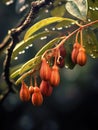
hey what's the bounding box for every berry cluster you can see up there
[19,40,87,106]
[19,45,66,106]
[71,42,87,66]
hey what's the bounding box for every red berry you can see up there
[50,65,60,87]
[71,42,81,63]
[77,47,87,66]
[40,80,53,96]
[40,58,51,81]
[31,88,43,106]
[19,81,30,102]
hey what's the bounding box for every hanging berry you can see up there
[19,81,30,102]
[50,64,60,87]
[31,87,43,106]
[40,58,51,81]
[59,44,66,58]
[40,80,53,96]
[71,42,81,64]
[77,47,87,66]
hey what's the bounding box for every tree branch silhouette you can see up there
[0,0,54,102]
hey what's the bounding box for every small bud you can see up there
[40,58,51,81]
[77,47,87,66]
[19,81,30,102]
[40,80,53,96]
[50,65,60,87]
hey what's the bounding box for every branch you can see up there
[1,0,55,101]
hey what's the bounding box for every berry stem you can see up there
[80,30,83,46]
[56,19,98,48]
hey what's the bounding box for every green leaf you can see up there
[11,37,62,79]
[10,69,20,79]
[65,0,88,21]
[35,37,62,56]
[12,31,58,60]
[87,0,98,27]
[83,28,98,58]
[51,5,65,17]
[19,56,41,75]
[24,17,76,40]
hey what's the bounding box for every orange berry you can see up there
[77,47,87,66]
[50,65,60,87]
[19,81,30,102]
[40,58,51,81]
[40,80,53,96]
[31,91,43,106]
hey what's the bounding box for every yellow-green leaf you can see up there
[24,17,76,40]
[35,37,62,56]
[19,56,41,75]
[12,31,58,59]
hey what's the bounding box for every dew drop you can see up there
[89,7,92,10]
[88,19,91,22]
[90,54,94,57]
[45,28,49,32]
[58,2,62,5]
[25,46,29,49]
[65,65,69,69]
[19,51,22,54]
[57,27,63,30]
[29,44,33,47]
[93,8,95,11]
[71,22,75,25]
[6,0,14,5]
[95,7,98,11]
[40,36,47,40]
[45,9,49,13]
[14,57,18,60]
[49,2,52,5]
[19,4,28,13]
[92,56,96,59]
[21,50,25,54]
[65,26,68,28]
[52,27,55,31]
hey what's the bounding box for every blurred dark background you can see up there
[0,1,98,130]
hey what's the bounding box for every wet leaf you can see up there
[19,56,41,75]
[12,31,59,60]
[24,17,76,40]
[87,0,98,27]
[51,5,65,17]
[83,28,98,58]
[35,37,62,56]
[65,0,88,21]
